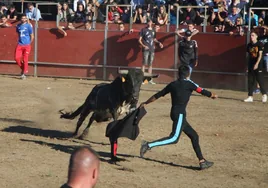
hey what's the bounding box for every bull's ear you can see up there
[121,76,126,82]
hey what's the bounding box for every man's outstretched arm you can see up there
[139,96,157,108]
[140,84,171,107]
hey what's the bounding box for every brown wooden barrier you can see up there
[0,21,258,91]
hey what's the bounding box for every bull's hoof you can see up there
[71,133,79,139]
[77,135,86,140]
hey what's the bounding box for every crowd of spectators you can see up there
[1,0,268,35]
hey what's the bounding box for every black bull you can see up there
[59,69,147,139]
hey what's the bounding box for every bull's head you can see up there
[119,69,144,107]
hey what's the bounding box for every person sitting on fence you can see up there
[25,3,42,21]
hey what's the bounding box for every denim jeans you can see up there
[264,55,268,72]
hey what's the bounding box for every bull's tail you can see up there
[59,104,84,120]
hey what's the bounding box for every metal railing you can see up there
[11,0,53,13]
[34,2,59,76]
[174,5,209,33]
[104,4,133,80]
[0,4,251,85]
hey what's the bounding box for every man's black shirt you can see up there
[247,41,264,70]
[154,79,212,118]
[179,38,198,66]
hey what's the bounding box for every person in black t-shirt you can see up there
[178,30,198,77]
[139,18,163,84]
[6,5,17,21]
[139,65,218,170]
[244,31,267,103]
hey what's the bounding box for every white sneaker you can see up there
[262,94,267,103]
[20,74,26,80]
[244,96,253,102]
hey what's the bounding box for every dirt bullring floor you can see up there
[0,75,267,188]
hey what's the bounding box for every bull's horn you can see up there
[58,109,65,115]
[143,73,153,77]
[118,70,129,74]
[143,72,159,78]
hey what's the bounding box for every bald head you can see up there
[67,146,100,188]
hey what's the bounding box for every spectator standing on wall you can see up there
[244,31,267,103]
[25,3,42,21]
[139,18,163,84]
[15,14,34,80]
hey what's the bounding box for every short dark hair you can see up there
[21,13,27,18]
[178,65,190,79]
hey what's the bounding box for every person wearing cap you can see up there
[178,29,198,77]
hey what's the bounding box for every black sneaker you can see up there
[140,141,150,158]
[200,160,214,170]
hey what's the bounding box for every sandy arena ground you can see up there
[0,75,267,188]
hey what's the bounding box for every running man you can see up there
[15,13,34,80]
[178,30,198,77]
[139,65,218,170]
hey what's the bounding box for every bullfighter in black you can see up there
[139,65,218,170]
